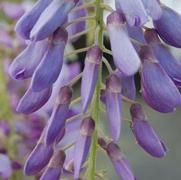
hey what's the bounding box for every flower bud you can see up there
[30,0,78,41]
[142,0,162,20]
[16,86,52,114]
[144,29,181,87]
[73,117,95,179]
[115,0,148,26]
[40,151,65,180]
[140,46,181,113]
[9,40,48,80]
[45,86,72,146]
[107,11,141,76]
[24,133,53,175]
[31,28,68,91]
[154,5,181,48]
[81,46,102,112]
[106,142,135,180]
[130,103,167,157]
[15,0,52,39]
[105,74,122,141]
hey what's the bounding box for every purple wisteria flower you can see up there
[130,103,167,157]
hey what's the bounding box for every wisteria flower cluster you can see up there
[7,0,181,179]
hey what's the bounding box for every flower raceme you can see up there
[8,0,181,179]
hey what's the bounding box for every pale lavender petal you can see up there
[9,40,48,80]
[0,154,12,178]
[30,0,78,41]
[15,0,52,39]
[154,5,181,48]
[0,30,13,48]
[105,74,122,141]
[16,86,52,114]
[107,11,141,76]
[115,0,148,26]
[81,46,102,112]
[31,28,67,91]
[141,0,162,20]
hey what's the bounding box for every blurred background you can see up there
[0,0,181,180]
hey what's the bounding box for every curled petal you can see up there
[115,0,148,26]
[107,11,141,76]
[24,143,53,175]
[154,5,181,48]
[141,0,162,20]
[81,46,102,112]
[15,0,52,39]
[105,74,122,141]
[16,86,52,114]
[141,56,181,113]
[30,0,78,41]
[31,28,67,91]
[9,40,48,80]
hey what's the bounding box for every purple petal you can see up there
[40,168,61,180]
[67,0,87,40]
[15,0,52,39]
[24,143,53,175]
[81,46,102,112]
[141,0,162,20]
[106,142,135,180]
[0,29,13,48]
[31,28,67,91]
[105,74,122,141]
[16,86,52,114]
[130,103,167,157]
[73,118,95,179]
[154,5,181,48]
[141,54,181,112]
[107,11,141,76]
[2,2,25,20]
[30,0,78,41]
[115,0,148,26]
[0,154,12,178]
[9,40,48,80]
[144,29,181,87]
[116,71,136,100]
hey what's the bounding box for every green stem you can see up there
[86,0,104,179]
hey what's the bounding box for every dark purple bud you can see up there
[15,0,52,39]
[16,86,52,114]
[107,11,141,76]
[141,0,162,20]
[130,103,167,157]
[105,74,122,141]
[106,142,135,180]
[116,71,136,100]
[115,0,148,26]
[40,151,65,180]
[153,5,181,48]
[31,28,67,91]
[81,46,102,112]
[68,0,87,40]
[140,46,181,113]
[9,40,48,80]
[98,137,108,150]
[45,86,72,146]
[24,134,54,175]
[74,117,95,179]
[30,0,78,41]
[144,29,181,87]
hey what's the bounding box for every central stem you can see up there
[86,0,104,179]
